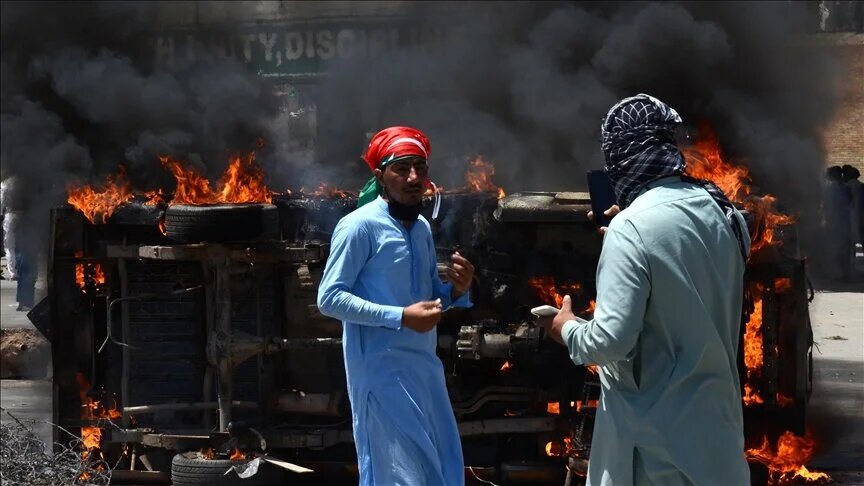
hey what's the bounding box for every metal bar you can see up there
[123,401,258,414]
[457,417,557,437]
[118,258,131,429]
[201,260,215,431]
[763,279,778,407]
[214,259,233,432]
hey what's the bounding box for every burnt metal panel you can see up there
[124,260,205,427]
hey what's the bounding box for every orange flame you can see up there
[157,218,167,236]
[774,278,792,293]
[143,189,164,207]
[75,263,107,294]
[742,282,765,407]
[547,400,597,416]
[528,277,581,308]
[160,149,271,205]
[545,441,562,457]
[447,155,506,199]
[743,383,765,406]
[746,432,829,484]
[500,360,513,372]
[200,448,215,460]
[583,300,596,315]
[585,365,599,376]
[681,124,795,255]
[76,373,122,474]
[230,447,246,461]
[67,168,134,224]
[744,294,764,375]
[305,182,356,199]
[545,437,574,457]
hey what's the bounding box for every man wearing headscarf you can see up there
[540,94,751,485]
[317,126,475,485]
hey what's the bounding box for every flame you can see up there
[743,383,765,406]
[528,277,581,308]
[742,283,765,407]
[157,218,167,236]
[440,155,506,198]
[200,448,215,460]
[500,360,513,372]
[304,182,356,199]
[218,152,272,203]
[775,278,792,293]
[744,295,764,374]
[681,124,795,255]
[67,168,134,224]
[143,189,164,207]
[76,373,122,474]
[547,400,597,415]
[545,437,574,457]
[583,300,596,315]
[585,365,599,376]
[746,432,829,484]
[230,447,246,461]
[159,149,271,205]
[545,441,562,457]
[75,262,107,294]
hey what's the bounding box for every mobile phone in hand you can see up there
[531,305,560,317]
[587,170,617,227]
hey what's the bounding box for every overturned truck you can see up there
[37,189,813,484]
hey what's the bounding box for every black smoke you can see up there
[0,1,844,259]
[315,1,840,261]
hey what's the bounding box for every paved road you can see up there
[807,276,864,485]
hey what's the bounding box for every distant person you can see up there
[842,164,863,264]
[824,165,852,279]
[540,94,751,485]
[1,178,18,281]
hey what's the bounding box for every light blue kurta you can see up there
[562,177,752,486]
[317,196,471,486]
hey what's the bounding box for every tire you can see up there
[171,451,285,486]
[164,204,279,243]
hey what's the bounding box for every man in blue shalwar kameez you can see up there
[318,126,474,486]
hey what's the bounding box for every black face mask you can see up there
[387,198,423,221]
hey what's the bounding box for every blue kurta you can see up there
[562,177,752,485]
[317,196,472,486]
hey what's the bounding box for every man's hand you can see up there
[447,252,475,299]
[538,295,577,345]
[402,299,443,333]
[587,204,621,235]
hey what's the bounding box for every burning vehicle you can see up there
[33,129,827,485]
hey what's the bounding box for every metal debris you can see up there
[0,407,111,485]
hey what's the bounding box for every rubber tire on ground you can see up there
[171,452,285,486]
[164,204,279,243]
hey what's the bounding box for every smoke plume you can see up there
[0,1,842,258]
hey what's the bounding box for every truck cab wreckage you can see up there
[37,145,819,485]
